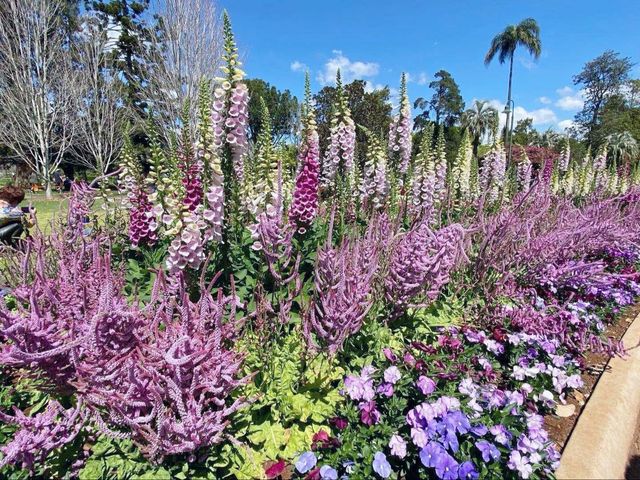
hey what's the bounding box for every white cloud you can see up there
[556,94,584,110]
[558,119,575,131]
[316,50,379,85]
[406,72,429,85]
[486,99,558,133]
[290,60,307,73]
[556,86,573,96]
[539,96,552,105]
[518,56,537,70]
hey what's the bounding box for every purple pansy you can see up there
[295,451,317,474]
[372,451,392,478]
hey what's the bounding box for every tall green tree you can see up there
[512,118,538,146]
[461,100,499,157]
[572,50,634,145]
[314,79,392,164]
[245,79,299,143]
[86,0,152,116]
[484,18,542,150]
[414,70,464,128]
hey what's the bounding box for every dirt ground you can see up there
[545,303,640,454]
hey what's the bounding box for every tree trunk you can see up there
[505,52,515,148]
[45,181,52,200]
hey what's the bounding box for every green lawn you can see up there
[21,192,112,231]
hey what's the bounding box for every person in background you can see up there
[0,185,35,228]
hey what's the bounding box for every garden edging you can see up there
[556,311,640,479]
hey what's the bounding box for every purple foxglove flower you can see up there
[388,434,407,458]
[372,451,392,478]
[295,451,317,474]
[289,129,320,232]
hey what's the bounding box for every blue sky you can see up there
[220,0,640,132]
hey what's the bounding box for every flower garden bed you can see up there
[545,302,640,450]
[2,12,640,480]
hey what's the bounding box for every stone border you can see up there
[556,312,640,479]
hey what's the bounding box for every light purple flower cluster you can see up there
[166,212,206,274]
[361,132,389,210]
[479,142,506,203]
[321,70,355,189]
[0,226,249,463]
[558,142,571,172]
[212,82,249,182]
[388,74,413,176]
[303,232,379,355]
[0,401,84,471]
[385,223,466,312]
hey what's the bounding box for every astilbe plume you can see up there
[471,184,640,298]
[321,70,356,189]
[361,131,389,210]
[289,75,320,233]
[0,401,84,471]
[385,222,467,313]
[388,73,412,176]
[0,221,250,464]
[303,222,379,356]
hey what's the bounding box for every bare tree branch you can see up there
[0,0,78,198]
[144,0,223,144]
[71,17,127,176]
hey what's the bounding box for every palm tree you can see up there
[485,18,542,155]
[462,100,499,157]
[606,131,639,164]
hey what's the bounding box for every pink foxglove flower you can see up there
[388,73,412,176]
[290,74,320,232]
[321,70,356,189]
[361,131,389,210]
[166,212,206,274]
